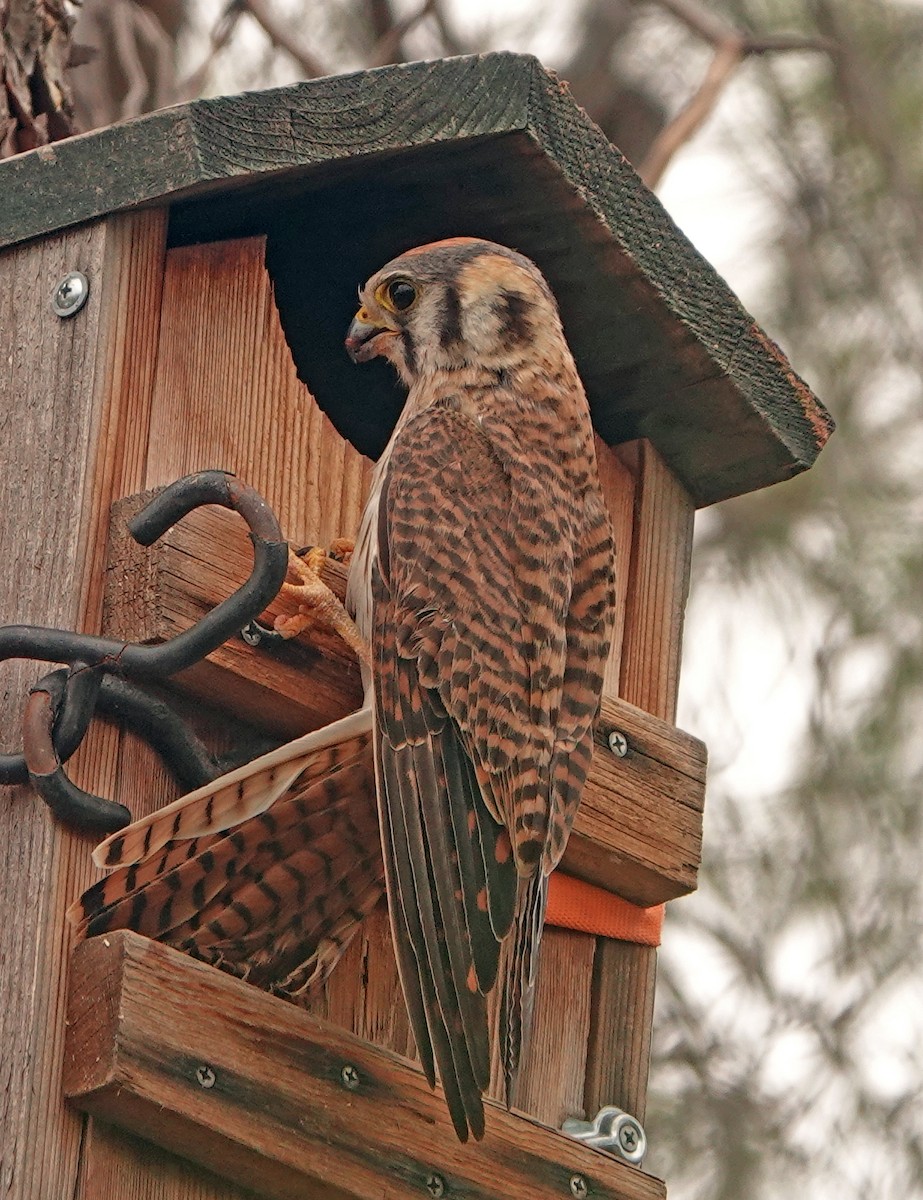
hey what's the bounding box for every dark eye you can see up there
[388,280,417,311]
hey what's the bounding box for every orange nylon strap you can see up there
[546,873,664,946]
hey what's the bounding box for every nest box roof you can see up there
[0,53,831,505]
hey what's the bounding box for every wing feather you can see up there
[371,392,613,1133]
[92,708,372,868]
[70,719,383,996]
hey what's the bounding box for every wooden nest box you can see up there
[0,53,831,1200]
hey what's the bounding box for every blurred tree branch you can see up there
[367,0,438,68]
[68,0,182,132]
[639,0,834,187]
[237,0,327,77]
[809,0,923,254]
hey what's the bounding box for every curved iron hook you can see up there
[24,677,132,833]
[0,471,290,829]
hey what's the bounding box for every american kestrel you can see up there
[71,238,616,1142]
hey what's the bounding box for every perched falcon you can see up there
[70,238,616,1142]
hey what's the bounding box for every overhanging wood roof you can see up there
[0,52,832,506]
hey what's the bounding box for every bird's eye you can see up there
[387,280,417,311]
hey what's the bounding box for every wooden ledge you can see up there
[103,495,705,906]
[103,491,364,737]
[65,932,666,1200]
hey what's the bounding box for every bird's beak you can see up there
[345,308,395,363]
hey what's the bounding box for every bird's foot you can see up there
[274,546,369,668]
[327,537,355,566]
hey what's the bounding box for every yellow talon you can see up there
[275,546,370,669]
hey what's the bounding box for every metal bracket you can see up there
[562,1106,647,1165]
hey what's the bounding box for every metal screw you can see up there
[607,729,628,757]
[563,1106,646,1164]
[340,1064,360,1091]
[425,1174,446,1198]
[569,1175,588,1199]
[195,1064,216,1089]
[241,620,266,646]
[52,271,90,318]
[241,619,288,647]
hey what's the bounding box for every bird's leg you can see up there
[274,544,370,669]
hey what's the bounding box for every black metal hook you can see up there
[0,470,289,831]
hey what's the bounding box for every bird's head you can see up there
[345,238,562,386]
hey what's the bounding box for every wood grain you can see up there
[617,441,694,726]
[583,941,657,1125]
[144,236,372,549]
[74,710,264,1200]
[585,440,696,1125]
[514,931,597,1128]
[77,1123,257,1200]
[78,208,169,631]
[574,698,705,904]
[0,211,177,1200]
[0,55,832,507]
[0,211,253,1200]
[66,932,667,1200]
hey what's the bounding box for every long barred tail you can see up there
[68,708,385,994]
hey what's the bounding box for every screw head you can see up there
[241,620,265,646]
[340,1064,360,1091]
[425,1174,446,1198]
[195,1064,216,1089]
[614,1114,646,1163]
[569,1175,588,1199]
[607,730,628,758]
[52,271,90,318]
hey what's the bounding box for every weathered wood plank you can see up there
[66,932,667,1200]
[77,208,169,631]
[0,212,171,1200]
[585,441,696,1125]
[143,236,372,548]
[73,708,272,1200]
[314,906,416,1066]
[0,209,250,1200]
[574,699,705,905]
[514,931,597,1128]
[617,442,694,726]
[77,1122,258,1200]
[583,941,657,1127]
[0,55,832,507]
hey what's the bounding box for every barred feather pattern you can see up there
[69,719,384,994]
[348,239,616,1140]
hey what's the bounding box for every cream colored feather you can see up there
[92,706,373,868]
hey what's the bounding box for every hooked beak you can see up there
[345,309,396,363]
